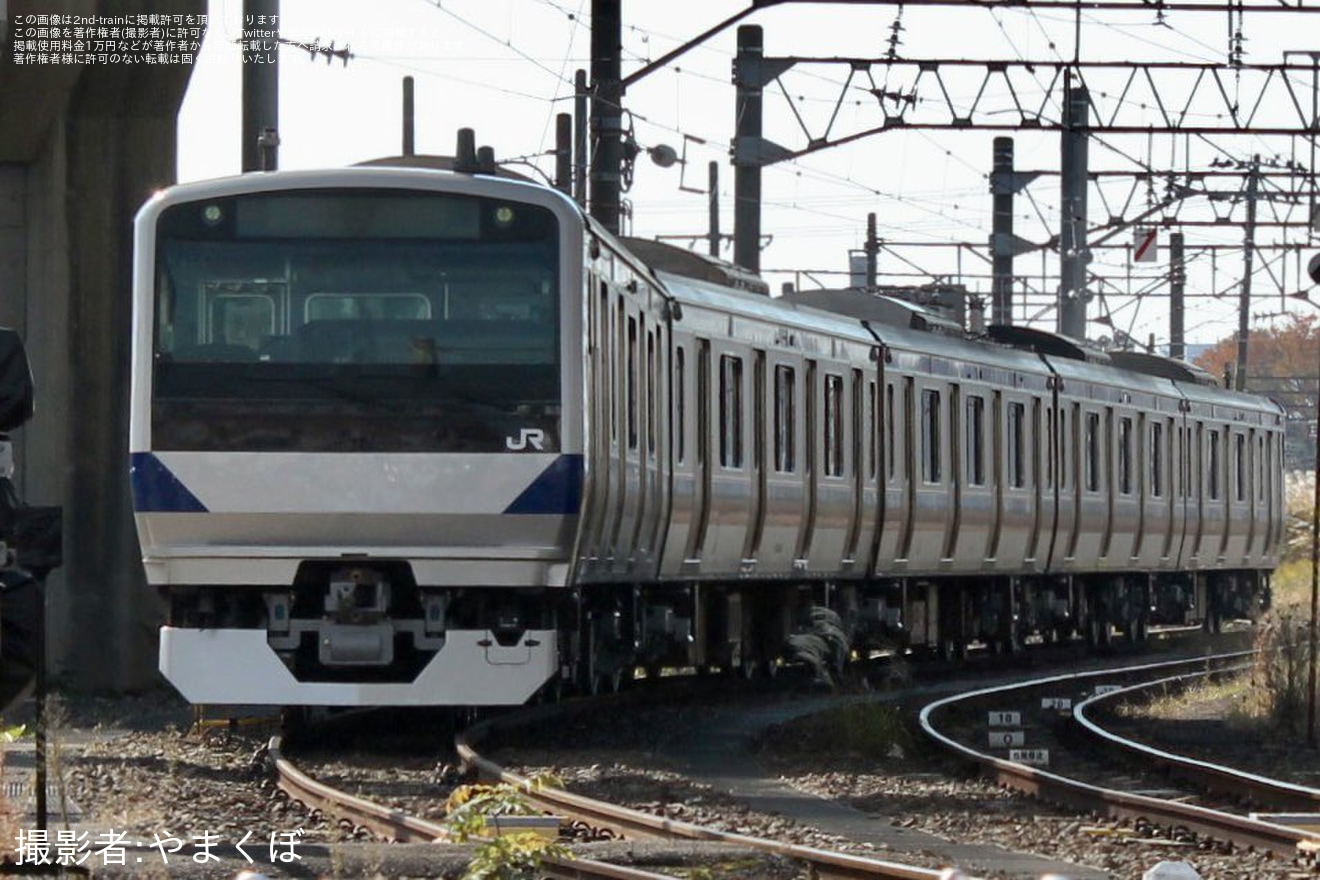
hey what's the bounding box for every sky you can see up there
[177,0,1320,349]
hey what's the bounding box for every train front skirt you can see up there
[159,627,558,706]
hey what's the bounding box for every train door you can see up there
[808,366,853,571]
[1224,427,1250,565]
[703,345,753,574]
[610,309,645,576]
[846,371,881,574]
[997,393,1035,570]
[1186,421,1205,566]
[681,340,714,570]
[635,322,668,578]
[947,386,993,571]
[660,338,699,576]
[741,350,768,568]
[1024,396,1046,569]
[576,279,611,579]
[1108,409,1138,564]
[1043,398,1067,570]
[907,378,953,570]
[758,357,805,570]
[877,375,911,569]
[1154,416,1178,565]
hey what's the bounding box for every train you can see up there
[128,157,1284,707]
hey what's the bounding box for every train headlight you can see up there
[201,204,224,226]
[493,205,516,228]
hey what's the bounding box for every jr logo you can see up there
[506,428,546,451]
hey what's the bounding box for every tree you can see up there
[1194,313,1320,470]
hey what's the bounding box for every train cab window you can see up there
[1084,411,1101,492]
[825,373,844,477]
[1208,429,1221,500]
[965,395,985,486]
[774,365,796,473]
[1118,416,1133,495]
[202,289,279,354]
[920,388,941,483]
[719,354,744,468]
[1007,401,1026,489]
[1234,432,1245,502]
[1150,421,1164,498]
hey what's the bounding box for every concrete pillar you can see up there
[0,0,201,689]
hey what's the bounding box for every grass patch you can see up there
[760,701,913,760]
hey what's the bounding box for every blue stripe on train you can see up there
[131,451,582,516]
[129,452,208,513]
[502,454,584,515]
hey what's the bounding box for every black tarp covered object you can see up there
[0,328,33,433]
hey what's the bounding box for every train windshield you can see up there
[150,189,561,453]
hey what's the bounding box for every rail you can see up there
[918,651,1320,858]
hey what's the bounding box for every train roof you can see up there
[778,289,963,334]
[618,237,769,295]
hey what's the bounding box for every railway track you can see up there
[918,650,1320,862]
[269,698,949,879]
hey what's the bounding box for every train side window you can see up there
[1256,433,1265,501]
[886,383,897,480]
[921,388,941,483]
[1150,421,1164,498]
[1118,416,1133,495]
[675,347,686,464]
[719,354,744,468]
[1059,408,1071,490]
[1208,429,1221,500]
[1007,401,1026,488]
[965,395,985,486]
[696,342,710,466]
[1230,432,1240,501]
[1084,411,1100,492]
[614,302,625,445]
[626,317,638,451]
[866,380,878,480]
[1187,426,1197,498]
[1044,408,1054,489]
[825,373,844,477]
[600,284,613,442]
[774,365,796,473]
[646,330,657,458]
[854,372,867,481]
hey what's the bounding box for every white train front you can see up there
[129,165,1284,707]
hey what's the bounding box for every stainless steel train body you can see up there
[130,166,1283,706]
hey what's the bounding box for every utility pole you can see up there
[241,0,279,172]
[991,137,1015,326]
[1237,155,1261,390]
[733,25,765,273]
[590,0,623,234]
[574,70,589,208]
[401,76,415,157]
[1169,231,1186,360]
[708,161,721,258]
[1058,74,1091,339]
[865,213,879,290]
